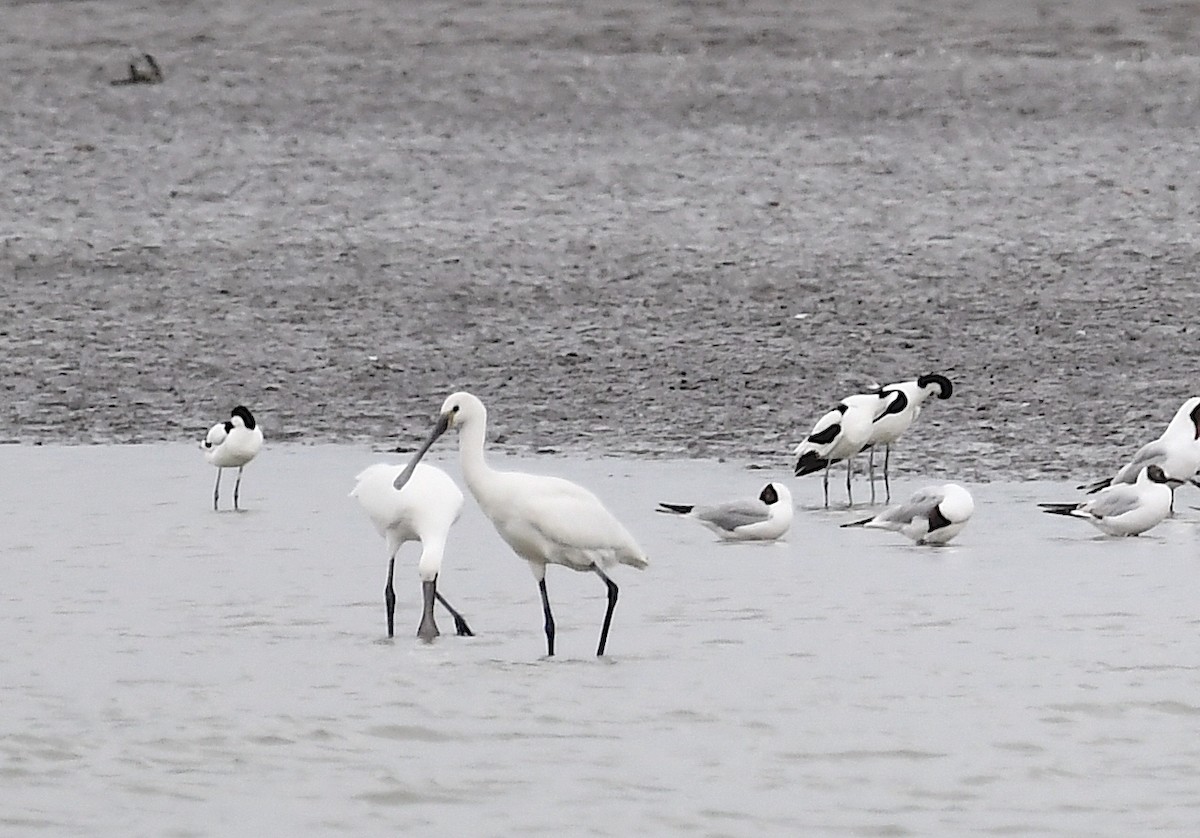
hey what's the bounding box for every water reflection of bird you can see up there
[394,391,648,658]
[842,482,974,545]
[657,482,793,542]
[201,405,263,511]
[350,462,473,641]
[1043,465,1172,536]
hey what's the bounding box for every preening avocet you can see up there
[394,391,648,658]
[1078,397,1200,502]
[1043,464,1172,537]
[657,482,793,542]
[862,373,953,503]
[794,392,887,507]
[202,405,263,511]
[842,482,974,545]
[350,462,473,641]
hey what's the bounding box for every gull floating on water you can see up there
[794,392,888,507]
[1042,464,1172,537]
[350,462,474,641]
[394,391,648,658]
[201,405,263,511]
[657,481,793,542]
[842,482,975,545]
[1077,397,1200,504]
[861,373,953,503]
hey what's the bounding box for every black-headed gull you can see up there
[201,405,263,511]
[1043,464,1172,536]
[351,462,473,641]
[841,482,974,545]
[394,391,647,658]
[657,482,793,542]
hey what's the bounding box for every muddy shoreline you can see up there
[4,0,1200,481]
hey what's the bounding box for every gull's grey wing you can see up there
[876,487,946,524]
[1111,441,1166,484]
[1083,485,1142,518]
[694,500,771,532]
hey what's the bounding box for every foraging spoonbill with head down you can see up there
[350,462,474,641]
[394,391,648,658]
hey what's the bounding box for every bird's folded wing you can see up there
[695,501,769,531]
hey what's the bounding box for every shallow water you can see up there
[2,444,1200,836]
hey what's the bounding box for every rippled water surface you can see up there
[3,444,1200,836]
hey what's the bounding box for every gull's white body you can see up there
[855,483,975,545]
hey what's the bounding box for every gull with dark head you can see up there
[842,482,974,545]
[1043,465,1172,537]
[658,481,793,542]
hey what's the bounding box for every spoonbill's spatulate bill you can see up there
[1077,397,1200,500]
[1043,464,1172,537]
[842,482,974,545]
[201,405,263,511]
[658,482,793,542]
[395,391,648,658]
[350,462,473,641]
[861,373,953,503]
[794,392,887,507]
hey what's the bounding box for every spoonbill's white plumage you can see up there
[394,391,648,657]
[862,373,954,503]
[350,462,473,641]
[1042,464,1172,537]
[842,482,974,545]
[201,405,263,510]
[658,482,793,542]
[1078,397,1200,498]
[794,392,887,507]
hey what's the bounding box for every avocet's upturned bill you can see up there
[794,392,888,507]
[842,482,974,545]
[1078,397,1200,494]
[863,373,954,503]
[202,405,263,511]
[350,462,474,641]
[394,391,648,658]
[657,482,793,542]
[1042,464,1172,537]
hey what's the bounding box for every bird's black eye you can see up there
[451,405,460,413]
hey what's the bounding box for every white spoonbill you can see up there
[657,482,793,542]
[862,373,954,503]
[350,462,473,641]
[1042,464,1172,536]
[794,392,887,507]
[1077,397,1200,502]
[394,391,648,657]
[842,482,974,545]
[202,405,263,511]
